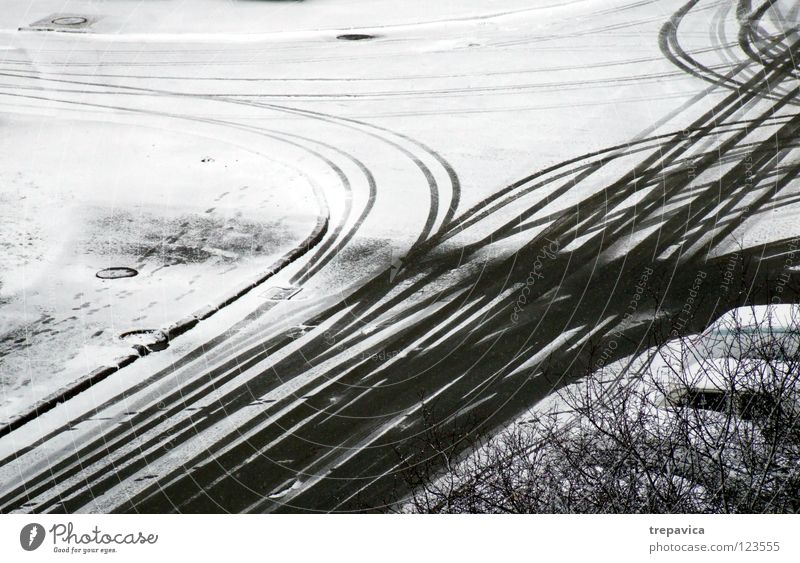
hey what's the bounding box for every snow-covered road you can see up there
[0,0,798,512]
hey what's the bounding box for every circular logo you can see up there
[19,523,45,552]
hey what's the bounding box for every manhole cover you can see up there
[337,33,376,41]
[96,267,138,280]
[51,16,88,25]
[22,13,99,33]
[119,329,159,342]
[119,329,169,352]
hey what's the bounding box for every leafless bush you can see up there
[399,305,800,513]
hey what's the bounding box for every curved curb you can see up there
[0,214,329,438]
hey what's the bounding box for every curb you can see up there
[0,214,329,438]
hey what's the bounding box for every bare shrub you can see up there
[400,305,800,513]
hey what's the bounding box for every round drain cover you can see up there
[96,267,138,280]
[119,329,169,351]
[51,16,88,26]
[119,329,159,342]
[336,33,375,41]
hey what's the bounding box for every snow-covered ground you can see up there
[0,107,324,421]
[0,0,798,513]
[0,0,712,425]
[2,0,587,37]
